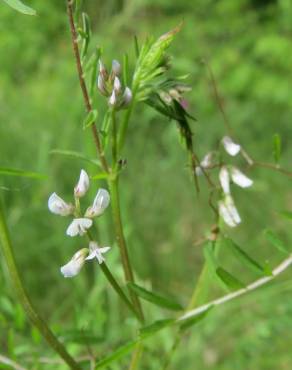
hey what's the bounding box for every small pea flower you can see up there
[196,152,214,175]
[74,169,90,198]
[219,195,241,228]
[66,218,93,237]
[111,59,121,76]
[219,166,230,194]
[48,193,74,216]
[230,167,253,188]
[48,170,110,238]
[85,189,110,218]
[222,136,241,156]
[85,241,111,264]
[60,248,89,278]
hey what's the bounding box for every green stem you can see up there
[128,341,143,370]
[100,263,142,322]
[111,109,118,165]
[117,87,137,153]
[108,177,144,322]
[0,202,82,370]
[86,230,142,322]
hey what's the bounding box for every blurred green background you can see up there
[0,0,292,369]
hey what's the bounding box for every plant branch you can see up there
[178,254,292,322]
[0,202,82,370]
[108,178,144,322]
[66,0,109,173]
[204,59,292,176]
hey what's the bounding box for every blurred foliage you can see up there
[0,0,291,369]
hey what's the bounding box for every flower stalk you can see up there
[0,201,82,370]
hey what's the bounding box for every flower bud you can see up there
[122,87,132,108]
[60,248,89,278]
[111,59,121,76]
[74,169,90,198]
[66,218,93,237]
[97,74,109,96]
[108,89,117,107]
[113,76,122,94]
[48,193,74,216]
[99,59,108,79]
[85,189,110,218]
[222,136,241,156]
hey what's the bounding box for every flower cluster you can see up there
[218,137,253,227]
[97,59,132,110]
[48,169,111,277]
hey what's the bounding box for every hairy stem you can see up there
[0,202,82,370]
[108,178,144,322]
[66,0,109,173]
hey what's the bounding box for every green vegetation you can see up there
[0,0,291,369]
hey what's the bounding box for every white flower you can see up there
[86,241,111,264]
[230,167,253,188]
[122,87,132,107]
[74,169,90,198]
[85,189,110,218]
[113,76,122,94]
[48,193,74,216]
[111,60,121,76]
[222,136,241,156]
[219,166,230,194]
[195,152,213,175]
[66,218,93,237]
[219,195,241,228]
[60,248,88,278]
[109,89,117,107]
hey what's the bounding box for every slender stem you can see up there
[86,230,142,322]
[0,202,82,370]
[128,341,143,370]
[100,263,142,322]
[108,178,144,322]
[66,0,109,173]
[111,109,118,165]
[253,160,292,177]
[178,254,292,322]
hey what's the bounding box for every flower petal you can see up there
[60,249,88,278]
[66,218,93,237]
[219,166,230,194]
[74,169,90,198]
[48,192,74,216]
[219,195,241,227]
[85,241,111,264]
[222,136,241,156]
[85,189,110,218]
[231,167,253,188]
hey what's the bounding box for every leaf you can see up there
[264,229,289,254]
[91,172,108,180]
[223,238,265,276]
[0,167,45,179]
[179,306,213,332]
[80,12,91,59]
[127,283,183,311]
[280,211,292,221]
[216,267,245,291]
[95,339,139,368]
[50,149,101,167]
[2,0,36,15]
[60,329,103,345]
[203,241,218,270]
[83,109,98,129]
[139,319,175,338]
[273,133,281,164]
